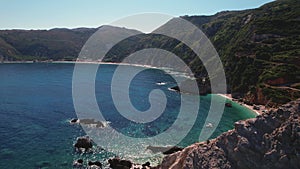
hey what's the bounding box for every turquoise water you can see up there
[0,63,255,168]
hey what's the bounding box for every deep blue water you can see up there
[0,63,255,168]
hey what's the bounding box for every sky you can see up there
[0,0,274,30]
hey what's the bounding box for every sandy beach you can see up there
[218,94,266,116]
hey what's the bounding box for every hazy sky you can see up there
[0,0,274,30]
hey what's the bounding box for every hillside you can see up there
[0,0,299,106]
[0,28,96,61]
[182,0,300,107]
[104,0,300,106]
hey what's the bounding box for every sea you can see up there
[0,63,256,168]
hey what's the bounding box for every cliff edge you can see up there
[158,99,300,169]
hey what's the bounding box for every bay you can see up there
[0,63,255,168]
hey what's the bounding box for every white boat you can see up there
[205,123,213,128]
[156,82,167,85]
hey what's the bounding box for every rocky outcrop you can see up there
[108,158,156,169]
[88,161,102,169]
[74,136,93,152]
[158,99,300,169]
[255,87,269,105]
[72,159,102,169]
[73,159,84,168]
[244,88,269,106]
[169,78,211,95]
[70,118,79,124]
[146,146,183,155]
[70,118,108,128]
[108,158,132,169]
[266,77,288,86]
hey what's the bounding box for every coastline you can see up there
[1,60,170,69]
[217,94,264,116]
[1,60,195,80]
[1,60,263,116]
[0,61,36,64]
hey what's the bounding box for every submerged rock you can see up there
[35,161,51,168]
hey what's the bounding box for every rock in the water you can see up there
[225,102,232,107]
[142,162,151,167]
[88,161,102,168]
[108,158,132,169]
[146,145,183,155]
[157,99,300,169]
[169,86,180,92]
[80,119,104,127]
[73,159,83,168]
[70,118,107,128]
[74,136,93,151]
[162,146,183,155]
[70,118,79,123]
[169,78,211,95]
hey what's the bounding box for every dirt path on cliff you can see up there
[264,83,300,92]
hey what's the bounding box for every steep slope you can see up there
[158,99,300,169]
[0,37,20,60]
[182,0,300,106]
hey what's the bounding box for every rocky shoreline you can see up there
[70,99,299,169]
[156,99,300,169]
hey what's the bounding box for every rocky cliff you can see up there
[158,99,300,169]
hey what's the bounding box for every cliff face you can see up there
[158,99,300,169]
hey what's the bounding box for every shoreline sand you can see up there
[217,94,265,116]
